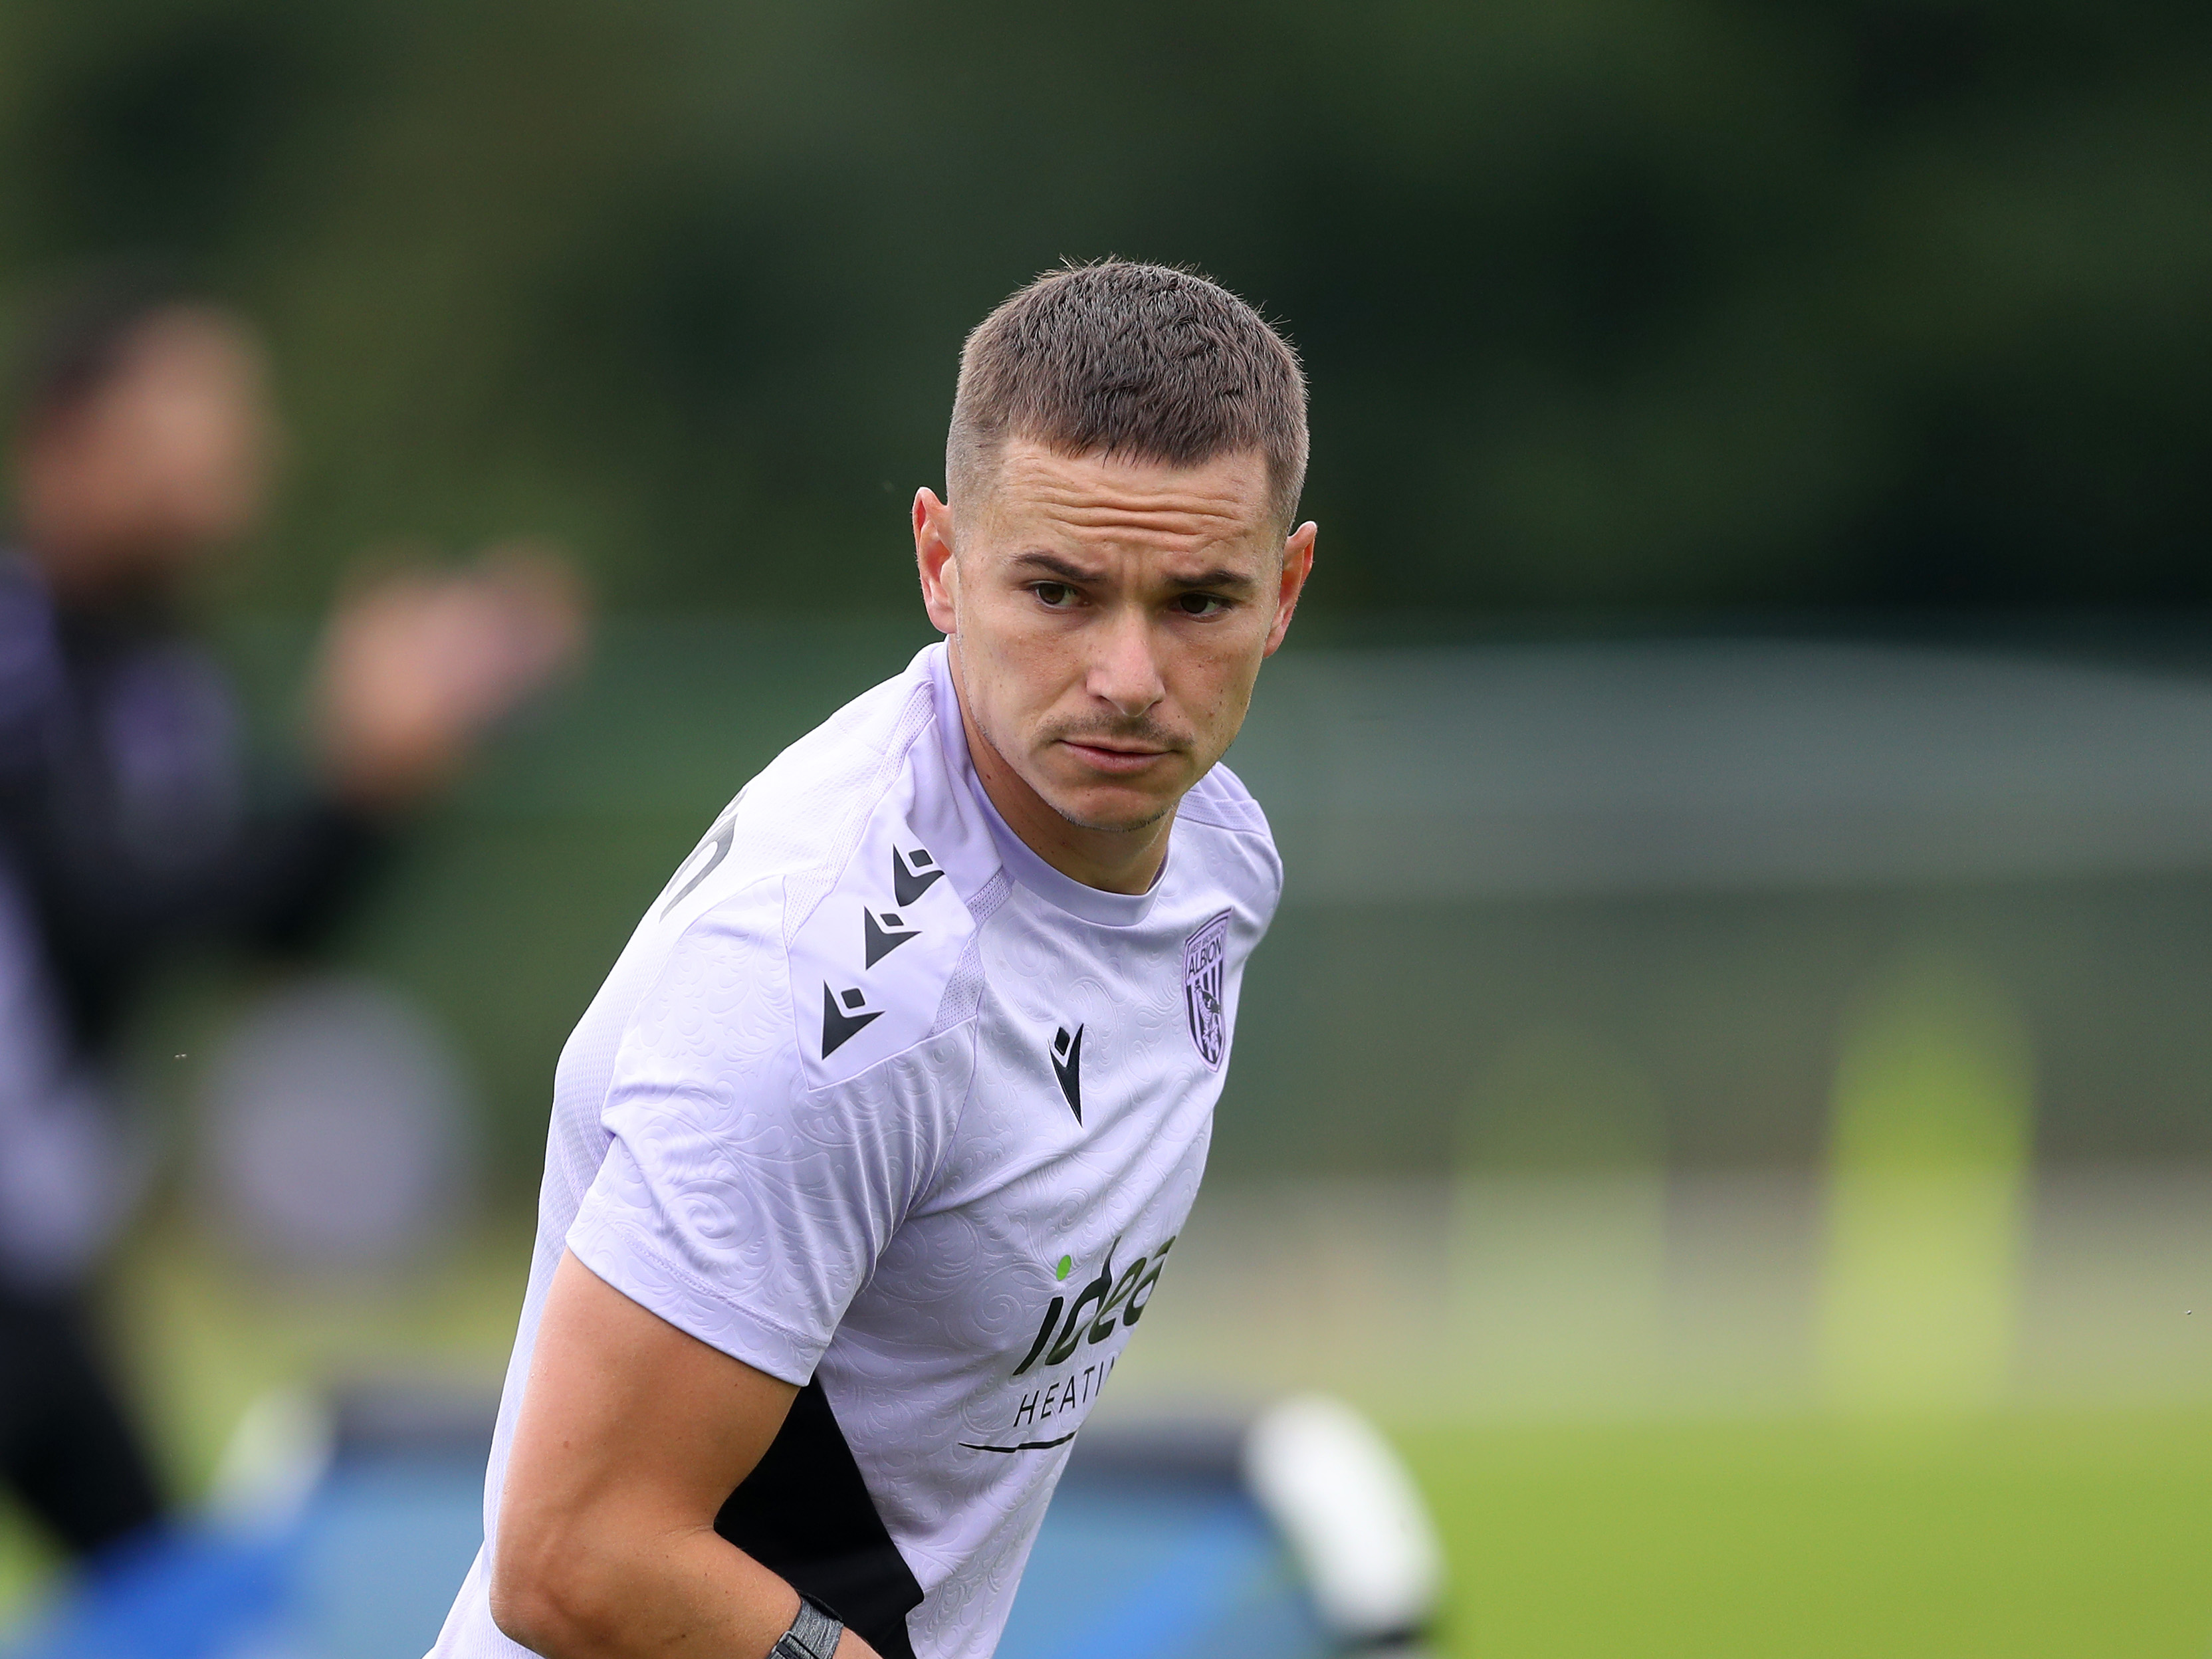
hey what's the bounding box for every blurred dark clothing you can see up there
[0,550,389,1556]
[0,554,389,1060]
[0,1285,162,1555]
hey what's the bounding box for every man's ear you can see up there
[1263,520,1317,659]
[915,489,959,636]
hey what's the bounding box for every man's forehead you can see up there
[976,441,1272,546]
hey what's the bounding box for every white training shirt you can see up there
[431,641,1281,1659]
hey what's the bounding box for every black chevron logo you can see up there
[864,907,922,968]
[821,983,883,1058]
[893,846,946,907]
[1051,1024,1083,1122]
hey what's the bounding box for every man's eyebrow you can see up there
[1170,567,1259,595]
[1006,550,1260,596]
[1008,551,1106,584]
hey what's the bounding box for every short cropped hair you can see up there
[948,261,1308,532]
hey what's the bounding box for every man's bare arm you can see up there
[490,1250,880,1659]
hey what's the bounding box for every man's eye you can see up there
[1031,583,1078,608]
[1174,594,1228,618]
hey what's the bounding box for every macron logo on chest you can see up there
[1051,1024,1083,1121]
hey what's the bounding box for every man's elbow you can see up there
[489,1523,626,1659]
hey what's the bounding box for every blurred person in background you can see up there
[0,274,584,1564]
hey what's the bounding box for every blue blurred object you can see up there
[1,1525,293,1659]
[996,1425,1333,1659]
[1,1388,491,1659]
[2,1394,1428,1659]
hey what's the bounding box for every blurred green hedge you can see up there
[4,0,2211,613]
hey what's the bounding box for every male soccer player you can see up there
[439,261,1315,1659]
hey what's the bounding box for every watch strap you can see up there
[769,1597,844,1659]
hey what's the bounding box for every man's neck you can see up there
[949,656,1173,897]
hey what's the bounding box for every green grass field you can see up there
[1402,1410,2212,1658]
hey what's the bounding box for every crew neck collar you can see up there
[926,642,1162,929]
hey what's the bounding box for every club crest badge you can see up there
[1182,909,1233,1068]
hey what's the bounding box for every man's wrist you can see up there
[768,1597,844,1659]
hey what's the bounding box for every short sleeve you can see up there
[565,886,960,1384]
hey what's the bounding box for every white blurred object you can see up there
[1242,1393,1446,1650]
[198,974,473,1270]
[207,1386,333,1531]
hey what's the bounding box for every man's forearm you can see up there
[493,1520,879,1659]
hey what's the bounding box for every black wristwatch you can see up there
[769,1597,845,1659]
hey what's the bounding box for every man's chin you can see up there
[1037,780,1180,837]
[1014,744,1199,835]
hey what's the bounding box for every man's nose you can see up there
[1087,605,1166,718]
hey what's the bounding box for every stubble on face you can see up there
[948,443,1282,845]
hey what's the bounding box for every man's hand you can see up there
[492,1252,881,1659]
[313,543,586,812]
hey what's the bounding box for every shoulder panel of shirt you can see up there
[643,647,1008,1092]
[1174,759,1283,909]
[1177,757,1275,840]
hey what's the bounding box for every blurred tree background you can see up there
[3,0,2211,616]
[7,0,2212,1198]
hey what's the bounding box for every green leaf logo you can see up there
[1054,1254,1073,1281]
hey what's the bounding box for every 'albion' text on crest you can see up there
[1182,909,1232,1068]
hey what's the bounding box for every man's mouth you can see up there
[1059,738,1172,776]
